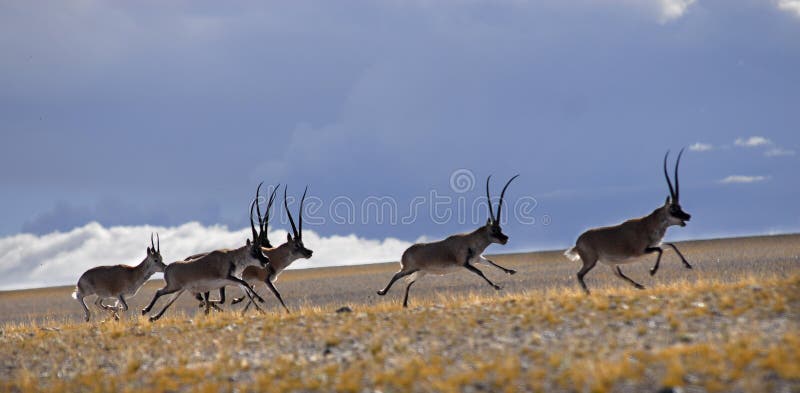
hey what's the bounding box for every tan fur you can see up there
[572,206,669,265]
[141,241,268,321]
[73,244,165,322]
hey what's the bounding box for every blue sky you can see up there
[1,1,799,288]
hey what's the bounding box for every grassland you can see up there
[1,235,798,392]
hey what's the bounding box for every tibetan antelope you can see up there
[191,183,281,313]
[564,149,693,294]
[141,196,271,321]
[73,234,166,322]
[231,185,314,313]
[377,175,519,308]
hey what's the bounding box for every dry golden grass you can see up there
[1,271,798,393]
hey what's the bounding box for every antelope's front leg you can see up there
[464,248,502,290]
[664,243,693,269]
[477,256,516,275]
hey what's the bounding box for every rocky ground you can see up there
[1,234,798,392]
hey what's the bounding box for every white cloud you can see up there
[689,142,713,152]
[0,222,412,291]
[777,0,800,18]
[719,175,769,184]
[765,147,796,157]
[734,136,772,147]
[656,0,696,23]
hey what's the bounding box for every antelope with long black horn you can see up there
[564,149,693,294]
[141,193,271,321]
[377,175,519,308]
[72,233,166,322]
[231,185,314,313]
[192,183,281,313]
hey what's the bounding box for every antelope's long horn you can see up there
[151,233,155,251]
[486,175,496,223]
[255,182,264,229]
[674,147,685,201]
[284,185,299,238]
[249,198,259,242]
[496,174,519,221]
[299,186,308,239]
[156,233,160,253]
[263,184,280,235]
[663,151,676,200]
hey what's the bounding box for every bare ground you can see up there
[0,234,798,392]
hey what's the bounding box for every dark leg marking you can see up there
[664,243,693,269]
[646,246,664,276]
[615,266,645,289]
[377,270,418,296]
[483,258,516,275]
[464,263,501,290]
[142,287,179,315]
[402,279,417,308]
[575,251,597,295]
[149,290,184,322]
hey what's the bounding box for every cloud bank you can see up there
[778,0,800,17]
[719,175,769,184]
[735,136,772,147]
[689,142,713,152]
[0,222,413,291]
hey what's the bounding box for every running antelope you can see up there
[377,175,519,308]
[73,234,165,322]
[564,149,693,294]
[191,183,281,313]
[231,185,314,313]
[141,196,271,321]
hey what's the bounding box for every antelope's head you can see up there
[662,149,691,227]
[284,185,314,259]
[483,174,519,245]
[146,233,166,272]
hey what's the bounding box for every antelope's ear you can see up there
[147,246,152,255]
[286,233,293,242]
[665,196,671,206]
[246,238,251,246]
[486,218,492,226]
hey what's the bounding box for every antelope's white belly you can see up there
[599,255,645,266]
[184,278,233,293]
[421,264,462,276]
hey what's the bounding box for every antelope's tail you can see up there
[71,287,79,299]
[564,247,581,262]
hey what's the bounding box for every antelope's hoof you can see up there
[685,264,693,270]
[141,309,147,316]
[649,269,657,276]
[148,316,158,323]
[376,290,386,296]
[507,269,517,275]
[494,285,503,291]
[635,284,645,290]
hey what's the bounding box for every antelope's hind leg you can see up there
[402,275,420,308]
[575,249,598,295]
[76,293,91,322]
[377,269,418,296]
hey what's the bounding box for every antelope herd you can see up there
[73,151,694,321]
